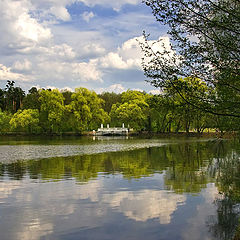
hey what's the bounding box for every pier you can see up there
[94,123,128,136]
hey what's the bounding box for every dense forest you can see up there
[0,80,238,134]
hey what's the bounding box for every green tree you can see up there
[142,0,240,119]
[110,90,149,130]
[5,81,25,113]
[0,110,11,133]
[0,88,5,111]
[39,89,65,133]
[167,77,211,133]
[69,88,109,132]
[147,77,213,133]
[111,102,147,130]
[10,109,40,133]
[22,87,40,110]
[98,92,122,113]
[62,90,73,105]
[147,95,174,132]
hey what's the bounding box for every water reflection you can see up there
[0,141,214,185]
[207,143,240,240]
[0,136,210,163]
[103,189,186,224]
[0,138,239,240]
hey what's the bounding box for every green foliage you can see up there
[0,110,11,133]
[167,77,211,133]
[146,78,213,133]
[62,90,73,105]
[22,87,40,110]
[98,92,122,113]
[0,89,5,111]
[69,88,109,132]
[5,81,25,113]
[142,0,240,121]
[39,89,65,133]
[10,109,40,133]
[110,90,149,130]
[121,90,146,103]
[111,102,146,130]
[147,95,173,132]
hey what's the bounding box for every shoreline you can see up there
[0,131,236,139]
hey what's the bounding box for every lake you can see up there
[0,136,239,240]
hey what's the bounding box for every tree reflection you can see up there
[1,141,213,190]
[207,140,240,240]
[0,163,4,178]
[207,197,239,240]
[164,142,212,193]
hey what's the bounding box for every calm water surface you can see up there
[0,136,240,240]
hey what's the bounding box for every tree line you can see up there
[0,80,237,134]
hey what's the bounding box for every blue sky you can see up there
[0,0,168,94]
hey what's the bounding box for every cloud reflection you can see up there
[17,218,53,240]
[103,189,186,224]
[0,181,22,203]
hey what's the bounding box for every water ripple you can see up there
[0,138,212,163]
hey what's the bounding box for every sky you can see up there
[0,0,169,94]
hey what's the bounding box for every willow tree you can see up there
[69,88,109,132]
[10,109,40,133]
[39,89,65,133]
[141,0,240,119]
[110,90,149,130]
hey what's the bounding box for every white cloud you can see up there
[35,60,103,84]
[54,36,172,89]
[82,43,106,58]
[149,89,162,95]
[82,11,95,22]
[97,36,173,72]
[15,12,52,43]
[72,60,103,82]
[119,37,143,59]
[28,0,73,23]
[0,64,30,82]
[50,6,71,21]
[79,0,141,11]
[39,43,76,59]
[45,86,74,92]
[100,52,129,69]
[98,37,143,70]
[12,59,32,71]
[96,84,126,94]
[0,32,172,90]
[0,0,52,55]
[45,85,59,90]
[60,86,74,92]
[152,37,174,56]
[99,37,173,70]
